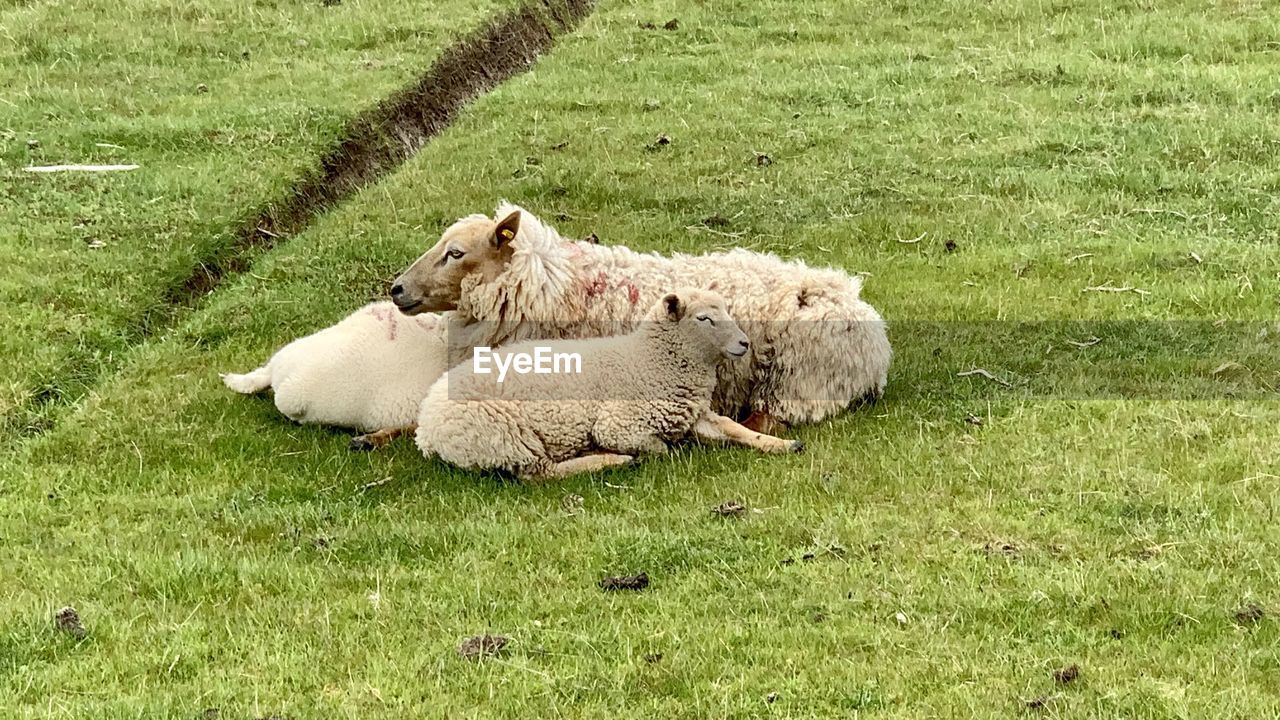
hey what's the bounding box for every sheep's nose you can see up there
[738,339,750,350]
[390,282,405,299]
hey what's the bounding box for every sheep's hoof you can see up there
[349,435,377,452]
[789,440,806,454]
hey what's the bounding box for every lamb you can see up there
[415,289,802,479]
[221,302,452,445]
[390,202,891,434]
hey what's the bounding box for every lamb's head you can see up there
[650,288,750,363]
[390,209,521,315]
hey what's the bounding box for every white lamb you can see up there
[221,302,451,445]
[389,202,891,436]
[416,288,803,480]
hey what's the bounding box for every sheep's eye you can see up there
[697,315,713,325]
[446,248,465,261]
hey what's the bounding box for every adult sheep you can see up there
[390,202,890,434]
[417,288,801,479]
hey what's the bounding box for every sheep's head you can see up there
[655,288,750,362]
[390,209,520,315]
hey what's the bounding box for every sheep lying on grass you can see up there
[391,202,890,435]
[222,302,449,443]
[416,289,803,480]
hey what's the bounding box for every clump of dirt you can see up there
[1234,603,1265,625]
[981,540,1019,557]
[600,573,649,591]
[1023,695,1054,710]
[1053,664,1080,684]
[701,214,730,228]
[458,633,509,660]
[711,499,747,517]
[54,606,87,639]
[944,239,959,253]
[766,692,778,703]
[561,493,585,515]
[643,652,663,663]
[783,543,846,565]
[583,232,600,244]
[662,18,679,30]
[646,133,672,151]
[755,153,773,167]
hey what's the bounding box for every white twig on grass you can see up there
[957,368,1011,387]
[359,476,393,492]
[1065,336,1101,348]
[1067,253,1094,263]
[1083,285,1150,296]
[1125,207,1190,220]
[898,232,927,244]
[24,164,139,173]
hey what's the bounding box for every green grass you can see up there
[0,0,512,431]
[4,0,1280,716]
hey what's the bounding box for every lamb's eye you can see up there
[697,315,714,325]
[446,248,465,261]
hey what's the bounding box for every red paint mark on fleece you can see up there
[623,279,640,305]
[367,305,398,341]
[583,271,610,299]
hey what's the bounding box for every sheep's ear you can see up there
[663,293,684,321]
[493,210,521,248]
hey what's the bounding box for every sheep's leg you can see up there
[694,412,804,454]
[535,453,635,479]
[741,410,787,436]
[349,425,417,452]
[591,413,670,456]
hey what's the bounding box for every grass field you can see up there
[4,0,1280,717]
[0,0,514,434]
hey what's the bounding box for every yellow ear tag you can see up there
[499,228,515,241]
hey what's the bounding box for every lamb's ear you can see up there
[663,293,685,321]
[493,210,521,248]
